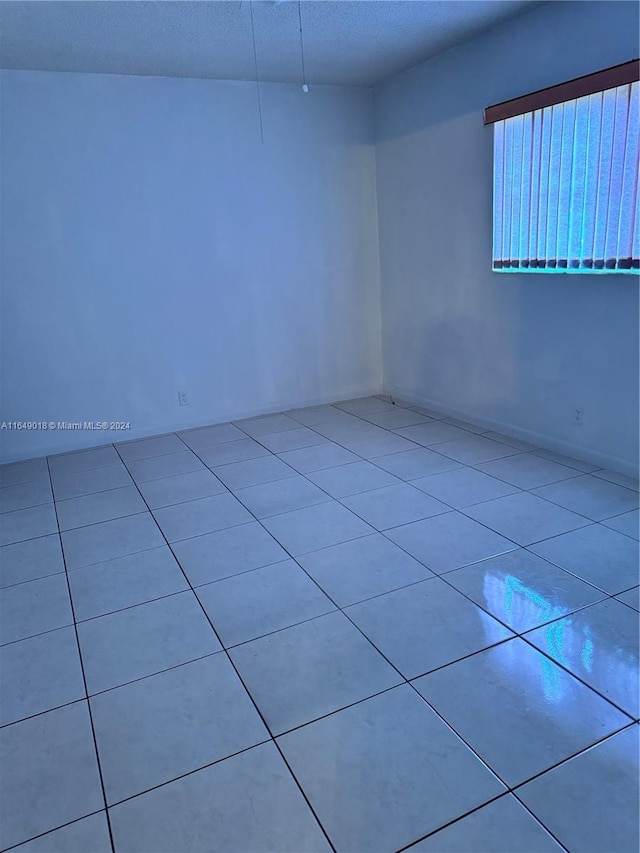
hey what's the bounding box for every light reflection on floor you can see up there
[482,572,638,710]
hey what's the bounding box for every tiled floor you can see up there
[1,396,638,853]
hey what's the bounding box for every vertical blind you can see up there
[493,80,639,273]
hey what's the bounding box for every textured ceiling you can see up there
[0,0,542,87]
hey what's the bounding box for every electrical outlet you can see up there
[574,407,584,426]
[178,391,189,407]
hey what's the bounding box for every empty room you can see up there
[0,1,638,851]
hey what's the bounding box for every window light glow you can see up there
[493,81,639,274]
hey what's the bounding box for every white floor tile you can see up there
[197,437,270,467]
[214,455,297,490]
[0,574,73,645]
[110,742,331,853]
[0,627,85,726]
[234,476,330,518]
[286,404,351,426]
[68,546,188,621]
[262,501,373,556]
[411,795,562,852]
[48,446,121,476]
[278,685,505,852]
[128,451,205,483]
[3,407,635,851]
[0,534,64,589]
[532,475,639,522]
[255,427,329,453]
[347,578,513,678]
[51,465,133,500]
[0,458,49,488]
[77,591,220,694]
[441,417,489,434]
[298,533,434,607]
[0,480,53,514]
[234,413,300,437]
[278,442,360,473]
[178,422,244,449]
[464,492,590,546]
[395,422,473,447]
[334,397,396,416]
[230,611,402,734]
[347,432,421,459]
[414,639,629,786]
[373,447,462,480]
[342,483,449,530]
[476,453,580,490]
[362,408,432,429]
[446,548,605,633]
[117,434,185,462]
[91,654,268,803]
[152,493,252,542]
[56,485,146,531]
[528,524,639,594]
[518,726,639,853]
[136,468,226,508]
[387,511,517,574]
[0,702,104,850]
[592,469,639,491]
[172,522,287,586]
[615,586,640,611]
[525,599,639,717]
[602,508,639,539]
[306,460,401,497]
[11,813,112,853]
[61,513,164,569]
[412,466,519,508]
[0,504,58,546]
[312,418,387,442]
[434,435,522,465]
[196,560,335,647]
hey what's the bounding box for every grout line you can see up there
[4,556,633,722]
[232,411,627,550]
[57,539,187,574]
[519,541,635,592]
[48,459,127,479]
[43,455,118,853]
[507,720,639,794]
[3,401,637,850]
[78,649,224,702]
[231,420,640,727]
[104,739,274,810]
[0,568,68,593]
[0,810,109,853]
[56,507,149,534]
[516,632,638,722]
[50,476,135,503]
[4,427,633,655]
[0,620,77,651]
[110,442,338,853]
[0,483,53,502]
[394,791,570,853]
[175,433,529,811]
[0,696,88,732]
[70,587,190,627]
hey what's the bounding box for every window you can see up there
[486,61,639,274]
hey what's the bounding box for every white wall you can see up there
[374,0,639,474]
[0,70,381,462]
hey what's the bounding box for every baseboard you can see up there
[0,383,384,465]
[385,387,639,478]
